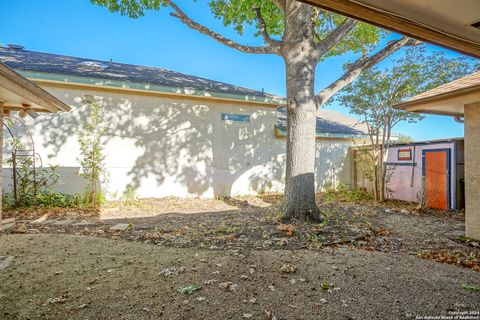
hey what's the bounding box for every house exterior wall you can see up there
[385,142,459,209]
[465,103,480,239]
[2,86,361,199]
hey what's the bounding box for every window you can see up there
[221,113,250,122]
[398,148,412,161]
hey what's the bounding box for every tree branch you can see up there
[271,0,285,11]
[312,18,357,61]
[316,37,421,106]
[164,0,280,55]
[254,7,282,47]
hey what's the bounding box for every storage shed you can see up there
[385,138,464,210]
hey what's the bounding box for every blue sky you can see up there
[0,0,471,140]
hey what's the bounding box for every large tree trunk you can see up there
[281,1,322,222]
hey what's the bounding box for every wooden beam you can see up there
[2,103,53,113]
[300,0,480,59]
[0,63,71,112]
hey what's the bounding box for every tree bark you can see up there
[281,1,322,222]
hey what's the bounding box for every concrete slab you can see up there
[0,256,14,271]
[109,223,131,231]
[31,214,49,224]
[52,219,74,226]
[0,223,15,232]
[2,218,15,225]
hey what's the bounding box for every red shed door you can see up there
[424,150,449,210]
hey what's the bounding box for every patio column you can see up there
[465,102,480,240]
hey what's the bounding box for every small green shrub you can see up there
[2,191,82,209]
[122,185,137,206]
[215,195,225,201]
[80,189,107,208]
[177,285,199,295]
[77,96,107,208]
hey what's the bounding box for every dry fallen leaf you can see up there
[277,224,295,237]
[280,263,297,274]
[219,282,238,292]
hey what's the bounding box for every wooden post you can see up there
[352,149,358,190]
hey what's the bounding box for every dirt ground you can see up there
[1,234,479,320]
[1,195,479,319]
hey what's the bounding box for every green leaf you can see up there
[462,284,480,292]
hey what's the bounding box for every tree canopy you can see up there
[337,45,480,121]
[92,0,385,60]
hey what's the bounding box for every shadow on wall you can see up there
[28,89,288,198]
[315,141,352,191]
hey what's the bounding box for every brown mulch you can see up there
[3,196,376,251]
[2,194,479,270]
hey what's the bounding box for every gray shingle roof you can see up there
[0,46,280,101]
[396,70,480,108]
[276,107,366,137]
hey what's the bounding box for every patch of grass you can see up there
[462,284,480,292]
[456,235,480,247]
[322,184,373,203]
[308,233,326,245]
[177,285,199,295]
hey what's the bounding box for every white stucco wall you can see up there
[2,86,360,199]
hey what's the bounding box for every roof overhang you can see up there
[300,0,480,59]
[14,69,284,107]
[0,62,71,114]
[395,85,480,117]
